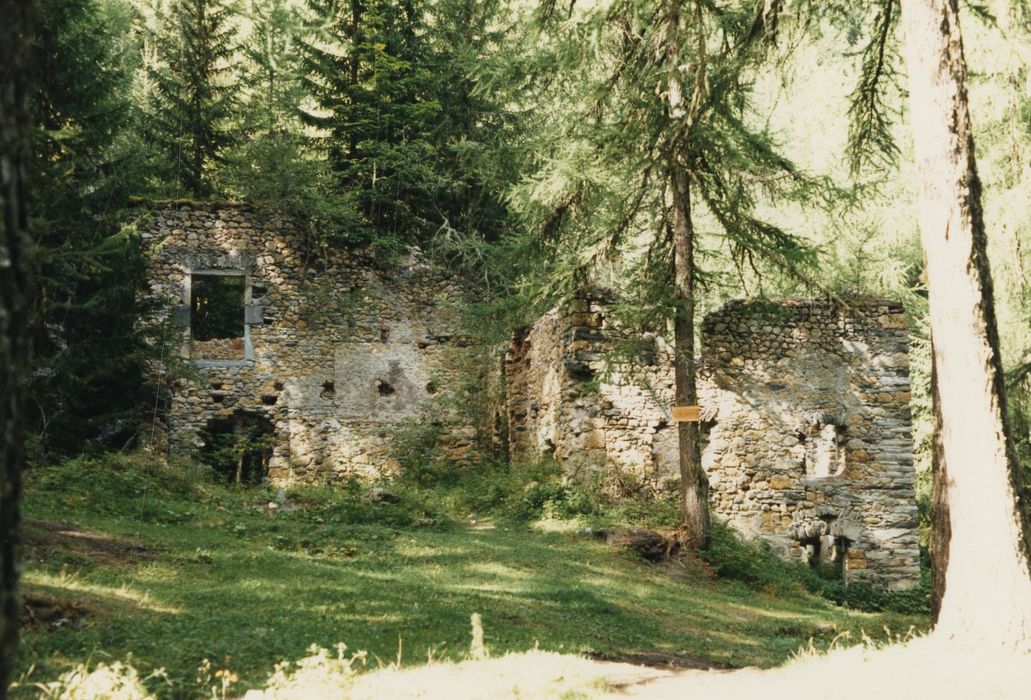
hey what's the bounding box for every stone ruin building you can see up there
[146,203,919,587]
[503,296,681,490]
[144,202,475,482]
[503,295,921,588]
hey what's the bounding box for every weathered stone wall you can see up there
[144,203,474,482]
[505,296,920,587]
[699,299,920,588]
[505,294,680,492]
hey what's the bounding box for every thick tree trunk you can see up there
[901,0,1031,646]
[671,169,709,546]
[1,1,35,693]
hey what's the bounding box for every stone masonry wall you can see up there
[144,203,475,482]
[505,294,681,493]
[699,299,920,588]
[506,296,920,588]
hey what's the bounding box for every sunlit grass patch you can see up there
[14,454,928,697]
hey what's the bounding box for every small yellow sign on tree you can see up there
[672,405,701,422]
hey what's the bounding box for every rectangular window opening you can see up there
[805,423,847,478]
[191,275,245,341]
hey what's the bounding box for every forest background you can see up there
[26,0,1030,501]
[4,0,1031,695]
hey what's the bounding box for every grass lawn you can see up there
[13,455,928,698]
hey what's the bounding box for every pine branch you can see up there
[846,0,901,176]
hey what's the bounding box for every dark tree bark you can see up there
[901,0,1031,646]
[664,0,709,546]
[671,169,709,545]
[1,0,35,693]
[929,345,950,623]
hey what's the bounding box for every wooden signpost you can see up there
[672,405,701,422]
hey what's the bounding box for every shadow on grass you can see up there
[15,504,925,697]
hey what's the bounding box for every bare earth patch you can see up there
[20,592,97,632]
[586,649,722,671]
[22,519,160,566]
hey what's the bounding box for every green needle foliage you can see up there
[502,1,838,327]
[298,0,442,243]
[147,0,241,197]
[26,0,158,458]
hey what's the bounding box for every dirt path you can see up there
[301,635,1031,700]
[597,635,1031,699]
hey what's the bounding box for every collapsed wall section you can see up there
[144,203,475,482]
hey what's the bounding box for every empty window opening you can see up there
[803,535,851,579]
[425,381,438,395]
[261,394,278,406]
[198,411,274,485]
[799,421,846,477]
[637,337,659,366]
[800,534,849,573]
[321,381,335,399]
[191,275,245,341]
[377,379,395,396]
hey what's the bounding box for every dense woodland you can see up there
[3,0,1031,697]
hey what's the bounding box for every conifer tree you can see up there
[901,0,1031,648]
[424,0,520,247]
[26,0,157,456]
[227,0,311,204]
[149,0,240,197]
[241,0,305,137]
[511,1,825,543]
[298,0,441,242]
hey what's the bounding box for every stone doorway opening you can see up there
[795,513,852,581]
[199,411,275,485]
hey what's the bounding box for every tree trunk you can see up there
[929,345,950,623]
[901,0,1031,646]
[671,168,709,546]
[1,1,35,691]
[663,0,709,547]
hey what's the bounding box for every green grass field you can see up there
[13,455,928,698]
